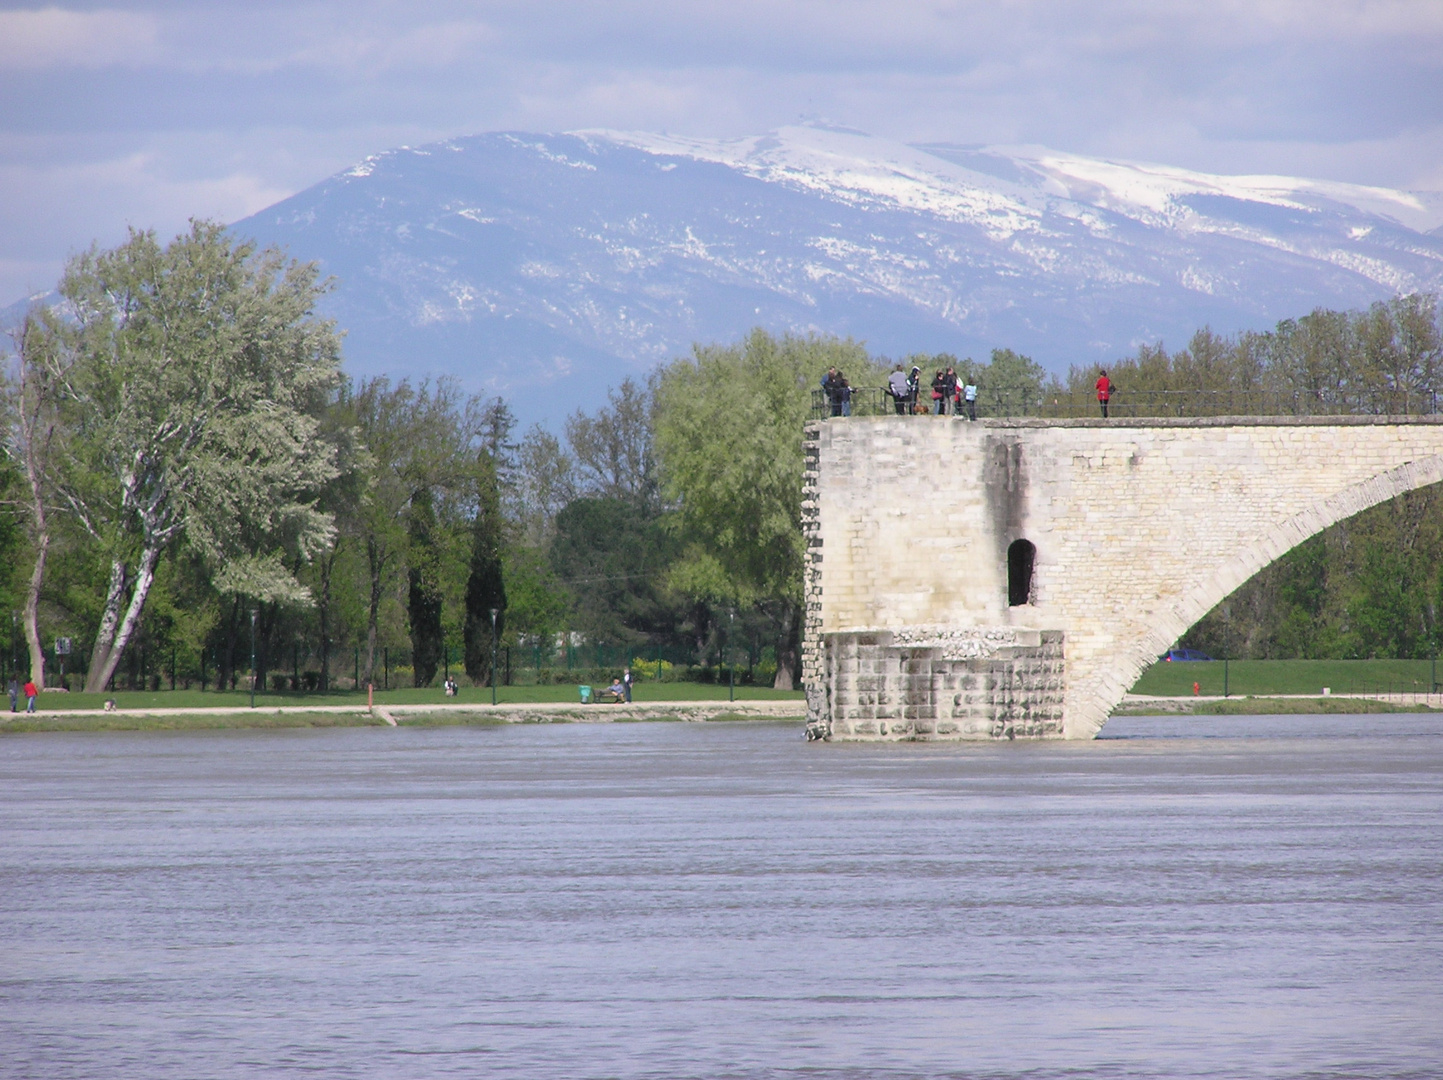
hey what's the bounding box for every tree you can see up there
[514,423,577,545]
[654,329,870,688]
[343,376,478,688]
[566,377,658,507]
[3,313,68,687]
[49,221,342,693]
[464,450,506,685]
[406,487,444,686]
[549,495,678,646]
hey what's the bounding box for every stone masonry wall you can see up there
[816,628,1064,741]
[802,424,826,728]
[805,415,1443,739]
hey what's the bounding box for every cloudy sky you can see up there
[3,0,1442,303]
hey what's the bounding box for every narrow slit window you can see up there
[1008,540,1035,606]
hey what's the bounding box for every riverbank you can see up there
[0,699,807,733]
[1117,693,1439,715]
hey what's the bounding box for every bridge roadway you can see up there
[802,414,1443,740]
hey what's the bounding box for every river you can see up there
[2,713,1441,1079]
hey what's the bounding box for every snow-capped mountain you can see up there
[42,127,1443,426]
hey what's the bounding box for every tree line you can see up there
[0,224,866,693]
[4,223,1442,694]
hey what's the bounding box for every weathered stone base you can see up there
[807,627,1065,741]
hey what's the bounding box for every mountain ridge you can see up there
[9,126,1443,428]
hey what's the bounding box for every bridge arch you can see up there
[1086,453,1443,737]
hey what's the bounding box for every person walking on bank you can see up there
[887,364,910,415]
[23,677,37,713]
[7,677,17,712]
[963,378,979,421]
[1096,369,1113,418]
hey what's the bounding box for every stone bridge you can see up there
[801,415,1443,740]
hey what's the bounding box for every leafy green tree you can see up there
[654,329,869,688]
[514,423,577,546]
[406,487,444,686]
[3,312,69,686]
[46,221,342,693]
[566,377,658,507]
[980,347,1048,402]
[464,450,506,685]
[343,376,479,687]
[549,496,679,646]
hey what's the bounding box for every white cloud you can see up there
[0,149,292,300]
[0,6,160,70]
[2,0,1442,305]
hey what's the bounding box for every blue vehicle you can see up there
[1163,648,1213,662]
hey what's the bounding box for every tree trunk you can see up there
[364,537,383,686]
[318,550,334,691]
[14,316,58,690]
[22,520,48,689]
[83,560,128,692]
[84,546,161,694]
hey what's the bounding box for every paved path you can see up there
[7,699,808,724]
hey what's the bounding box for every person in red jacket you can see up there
[1096,369,1113,418]
[23,678,37,713]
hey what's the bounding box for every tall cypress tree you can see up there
[464,451,507,685]
[406,487,444,687]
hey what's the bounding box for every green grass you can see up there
[13,680,805,713]
[1130,658,1442,698]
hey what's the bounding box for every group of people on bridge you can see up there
[821,365,1117,419]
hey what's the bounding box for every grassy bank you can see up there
[13,681,805,714]
[0,711,383,733]
[1129,658,1441,698]
[0,705,801,734]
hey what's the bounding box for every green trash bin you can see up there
[579,685,592,704]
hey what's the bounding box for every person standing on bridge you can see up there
[1096,369,1113,418]
[887,364,910,415]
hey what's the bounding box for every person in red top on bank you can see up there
[23,678,37,713]
[1096,369,1112,418]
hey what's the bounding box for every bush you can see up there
[630,657,674,681]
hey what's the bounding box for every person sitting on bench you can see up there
[598,677,627,703]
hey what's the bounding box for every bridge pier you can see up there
[814,627,1064,740]
[802,414,1443,741]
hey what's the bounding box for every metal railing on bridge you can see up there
[811,387,1443,422]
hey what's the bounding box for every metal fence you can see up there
[812,387,1443,421]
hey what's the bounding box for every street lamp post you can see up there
[249,608,258,708]
[489,607,499,706]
